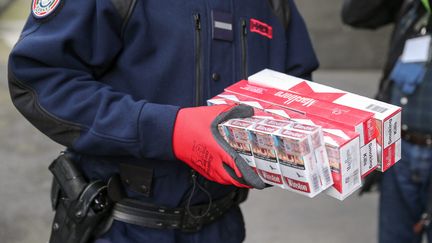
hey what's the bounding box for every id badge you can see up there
[400,34,432,63]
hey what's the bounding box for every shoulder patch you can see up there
[32,0,62,19]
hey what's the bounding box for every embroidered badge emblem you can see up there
[32,0,61,19]
[250,18,273,39]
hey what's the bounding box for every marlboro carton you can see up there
[224,80,376,148]
[263,105,361,200]
[248,123,285,187]
[248,69,401,172]
[273,128,323,197]
[220,119,257,172]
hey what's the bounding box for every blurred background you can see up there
[0,0,392,242]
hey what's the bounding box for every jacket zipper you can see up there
[241,19,248,80]
[194,13,203,106]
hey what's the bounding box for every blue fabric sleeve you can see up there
[8,0,179,160]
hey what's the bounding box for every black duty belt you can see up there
[111,188,248,232]
[402,130,432,146]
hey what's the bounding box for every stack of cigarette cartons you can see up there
[213,95,361,200]
[209,92,364,200]
[248,69,401,172]
[207,69,401,200]
[224,79,378,177]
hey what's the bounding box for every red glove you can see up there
[173,104,265,189]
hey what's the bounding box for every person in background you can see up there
[8,0,318,242]
[342,0,432,242]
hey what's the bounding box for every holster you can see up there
[49,154,112,243]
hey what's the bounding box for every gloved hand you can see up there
[173,104,265,189]
[359,170,382,196]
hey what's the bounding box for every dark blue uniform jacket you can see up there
[8,0,318,241]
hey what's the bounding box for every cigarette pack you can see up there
[220,119,257,172]
[249,69,401,172]
[273,127,324,197]
[285,122,333,190]
[323,129,361,200]
[248,123,285,187]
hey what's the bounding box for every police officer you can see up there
[343,0,432,242]
[8,0,318,242]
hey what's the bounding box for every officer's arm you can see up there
[341,0,404,29]
[8,0,179,160]
[284,0,319,80]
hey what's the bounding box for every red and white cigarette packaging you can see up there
[249,69,401,172]
[360,138,378,177]
[322,129,361,200]
[224,80,376,148]
[248,123,285,187]
[215,79,375,178]
[207,96,238,106]
[273,128,323,197]
[286,122,334,190]
[207,94,279,119]
[263,106,361,200]
[216,91,271,110]
[220,119,258,172]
